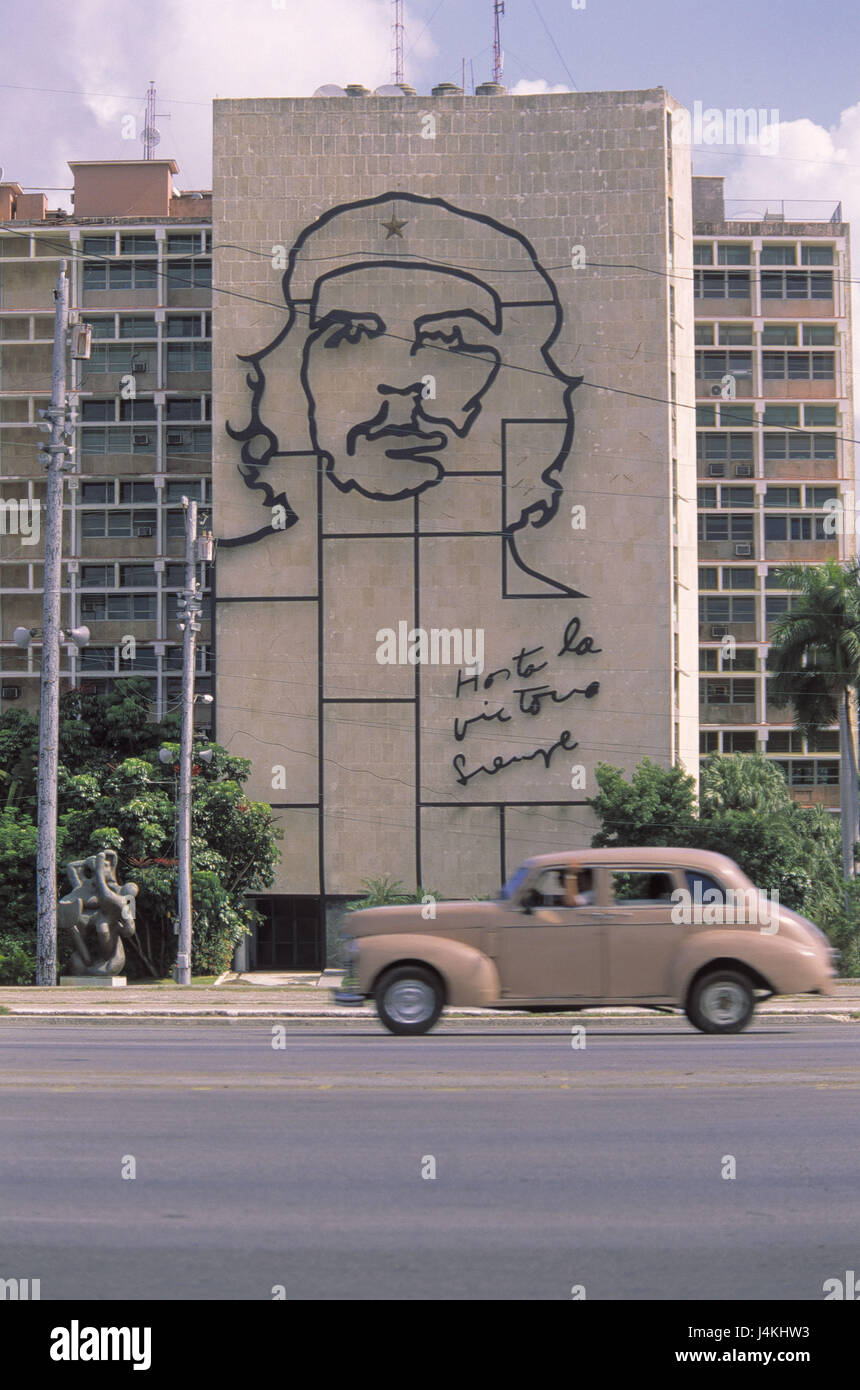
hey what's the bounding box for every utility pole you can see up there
[175,497,200,985]
[392,0,405,85]
[35,262,69,986]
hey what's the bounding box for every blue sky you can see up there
[0,0,857,205]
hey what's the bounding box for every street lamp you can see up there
[159,728,214,980]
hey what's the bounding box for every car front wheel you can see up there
[375,966,444,1036]
[685,969,755,1034]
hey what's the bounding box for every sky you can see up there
[1,0,857,206]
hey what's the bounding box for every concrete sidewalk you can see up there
[1,973,859,1020]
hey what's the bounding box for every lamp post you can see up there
[14,623,90,984]
[159,714,213,981]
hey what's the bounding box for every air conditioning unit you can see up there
[133,433,151,446]
[734,543,752,556]
[167,431,188,446]
[131,361,148,374]
[707,463,726,477]
[1,686,21,700]
[711,685,729,699]
[709,383,723,397]
[710,625,728,639]
[136,525,154,538]
[734,463,753,477]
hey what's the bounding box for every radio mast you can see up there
[492,1,505,84]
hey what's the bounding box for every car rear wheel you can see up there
[686,969,755,1034]
[375,966,443,1036]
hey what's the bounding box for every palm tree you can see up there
[768,559,860,880]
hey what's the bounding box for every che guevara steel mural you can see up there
[224,191,602,885]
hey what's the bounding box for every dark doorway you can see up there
[251,896,323,970]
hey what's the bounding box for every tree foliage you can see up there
[0,681,280,980]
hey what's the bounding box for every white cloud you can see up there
[509,78,570,96]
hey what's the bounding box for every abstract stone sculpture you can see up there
[58,850,139,976]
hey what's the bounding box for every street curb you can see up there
[1,1007,857,1021]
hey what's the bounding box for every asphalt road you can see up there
[1,1017,859,1301]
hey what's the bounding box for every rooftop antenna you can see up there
[392,0,405,85]
[492,1,505,84]
[141,80,169,160]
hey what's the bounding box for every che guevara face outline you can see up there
[301,263,504,502]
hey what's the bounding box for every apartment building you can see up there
[0,161,213,725]
[693,175,855,808]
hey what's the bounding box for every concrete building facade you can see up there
[693,176,855,806]
[212,87,699,966]
[0,163,214,725]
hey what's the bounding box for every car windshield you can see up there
[498,865,531,900]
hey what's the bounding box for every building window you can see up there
[761,324,798,346]
[765,486,801,508]
[718,323,753,345]
[801,245,834,265]
[120,646,159,671]
[696,350,753,379]
[764,514,828,541]
[717,244,751,265]
[120,564,158,587]
[763,434,836,461]
[119,482,158,503]
[165,480,204,502]
[165,398,205,421]
[719,404,755,427]
[804,405,837,427]
[118,399,157,422]
[166,343,211,372]
[80,646,116,671]
[763,405,800,427]
[694,270,751,299]
[88,344,155,374]
[700,731,719,752]
[723,732,757,753]
[761,351,834,380]
[118,315,158,339]
[723,648,756,671]
[80,481,112,503]
[80,401,114,422]
[767,732,803,753]
[693,244,714,265]
[699,597,755,624]
[719,486,754,507]
[82,316,114,339]
[698,513,754,542]
[701,678,755,704]
[697,433,754,462]
[722,567,756,589]
[165,427,211,455]
[165,259,211,289]
[808,730,840,752]
[698,566,718,590]
[697,487,717,509]
[760,270,833,299]
[165,314,209,338]
[696,406,716,427]
[80,564,112,587]
[82,260,158,290]
[120,235,157,256]
[760,244,796,265]
[695,324,715,345]
[80,510,156,539]
[80,594,157,622]
[82,235,115,256]
[80,426,155,455]
[803,324,836,345]
[166,233,206,255]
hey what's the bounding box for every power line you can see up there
[528,0,579,91]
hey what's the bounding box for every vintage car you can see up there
[337,848,836,1035]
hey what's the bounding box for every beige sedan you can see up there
[337,848,836,1035]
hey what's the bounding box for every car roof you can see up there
[523,847,748,879]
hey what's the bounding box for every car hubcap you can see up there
[384,978,435,1025]
[701,981,747,1026]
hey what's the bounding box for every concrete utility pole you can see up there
[175,497,200,985]
[35,262,69,986]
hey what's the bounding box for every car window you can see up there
[610,870,676,904]
[684,870,726,901]
[499,865,531,900]
[532,867,596,908]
